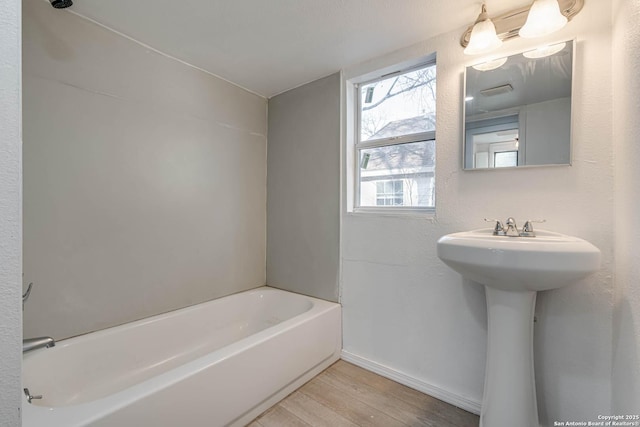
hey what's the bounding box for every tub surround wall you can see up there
[341,1,614,424]
[266,73,341,302]
[612,0,640,413]
[22,0,267,340]
[0,0,22,423]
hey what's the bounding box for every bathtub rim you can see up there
[24,285,319,358]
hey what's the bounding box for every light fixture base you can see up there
[460,0,583,48]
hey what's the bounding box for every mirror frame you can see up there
[462,39,576,171]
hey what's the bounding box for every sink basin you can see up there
[436,228,601,427]
[437,228,601,291]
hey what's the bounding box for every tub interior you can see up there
[23,288,313,407]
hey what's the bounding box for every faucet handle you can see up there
[484,218,505,235]
[24,388,42,404]
[521,219,546,236]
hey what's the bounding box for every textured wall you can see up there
[23,0,267,340]
[341,1,614,423]
[267,73,341,302]
[612,0,640,414]
[0,0,22,424]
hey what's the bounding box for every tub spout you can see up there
[23,337,55,353]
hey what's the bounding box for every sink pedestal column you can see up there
[481,286,539,427]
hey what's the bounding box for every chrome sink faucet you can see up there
[505,217,519,237]
[484,218,546,237]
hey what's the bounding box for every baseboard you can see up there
[340,350,482,415]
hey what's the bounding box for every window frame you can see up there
[354,61,436,214]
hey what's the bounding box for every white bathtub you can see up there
[22,287,342,427]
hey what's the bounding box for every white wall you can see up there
[612,0,640,414]
[0,0,22,423]
[22,0,267,340]
[341,1,614,424]
[267,73,341,302]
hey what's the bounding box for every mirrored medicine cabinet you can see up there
[463,40,574,170]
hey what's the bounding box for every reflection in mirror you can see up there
[463,40,573,170]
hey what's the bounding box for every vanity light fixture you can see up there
[519,0,567,38]
[460,0,584,54]
[463,4,502,55]
[522,41,567,58]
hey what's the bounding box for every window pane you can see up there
[359,140,435,208]
[494,151,518,168]
[375,180,405,206]
[360,65,436,142]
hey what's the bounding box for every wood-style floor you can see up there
[247,360,479,427]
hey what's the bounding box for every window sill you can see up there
[348,206,436,219]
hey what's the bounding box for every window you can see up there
[465,115,521,169]
[355,61,436,211]
[494,151,518,168]
[376,180,404,206]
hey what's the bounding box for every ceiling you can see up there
[68,0,524,98]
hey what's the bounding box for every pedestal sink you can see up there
[437,228,600,427]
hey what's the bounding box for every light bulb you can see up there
[519,0,567,39]
[464,4,502,55]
